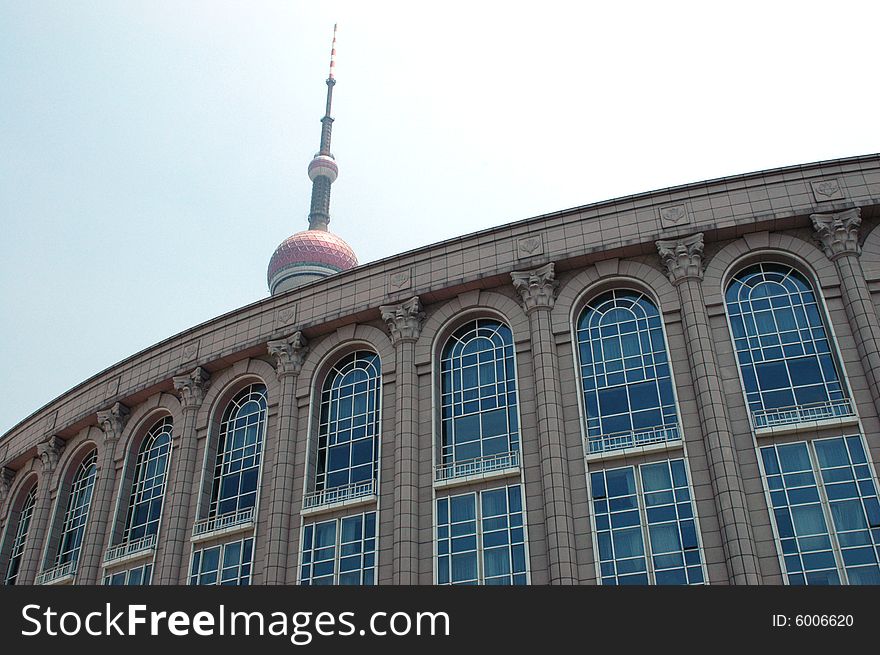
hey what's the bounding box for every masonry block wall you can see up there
[2,155,880,585]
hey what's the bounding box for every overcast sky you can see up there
[1,0,878,435]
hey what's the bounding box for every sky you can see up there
[1,0,879,435]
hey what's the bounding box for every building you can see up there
[3,32,880,586]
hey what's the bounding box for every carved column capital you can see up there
[511,262,558,313]
[380,296,426,345]
[656,233,704,285]
[811,208,861,260]
[36,436,65,473]
[173,366,211,409]
[268,331,309,379]
[96,402,130,444]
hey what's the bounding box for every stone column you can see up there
[157,366,210,584]
[656,233,761,584]
[78,402,129,583]
[811,208,880,420]
[380,296,425,585]
[18,436,65,584]
[263,332,309,584]
[511,263,578,584]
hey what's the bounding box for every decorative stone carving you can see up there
[36,436,65,473]
[659,204,691,229]
[268,331,309,379]
[172,366,211,409]
[810,179,845,203]
[44,411,58,434]
[811,208,861,260]
[656,233,704,285]
[1,466,15,505]
[106,376,121,397]
[511,262,558,313]
[517,235,544,258]
[380,296,425,345]
[180,340,200,364]
[96,402,130,443]
[387,269,412,293]
[275,304,297,331]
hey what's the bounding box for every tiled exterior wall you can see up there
[2,155,880,585]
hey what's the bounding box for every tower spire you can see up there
[267,23,357,296]
[308,24,339,231]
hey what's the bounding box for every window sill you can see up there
[433,465,521,490]
[191,509,256,543]
[754,414,860,438]
[301,493,378,518]
[104,535,156,567]
[35,562,77,586]
[584,439,683,463]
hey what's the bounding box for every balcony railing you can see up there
[303,480,375,511]
[191,507,255,539]
[35,561,77,585]
[587,423,681,455]
[752,399,855,430]
[104,534,156,564]
[434,450,520,483]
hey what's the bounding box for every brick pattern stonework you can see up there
[3,155,880,585]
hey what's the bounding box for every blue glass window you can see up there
[104,563,152,585]
[316,352,381,493]
[576,290,680,454]
[761,436,880,585]
[190,537,253,585]
[436,484,527,585]
[439,319,520,474]
[210,384,267,518]
[590,459,704,585]
[55,450,98,567]
[725,263,850,427]
[122,416,172,543]
[300,512,377,585]
[3,485,36,585]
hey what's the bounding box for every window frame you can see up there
[205,382,269,522]
[51,448,99,569]
[757,433,880,585]
[571,285,684,458]
[2,482,37,585]
[118,415,174,546]
[432,313,525,483]
[722,260,854,430]
[311,350,383,496]
[433,483,531,586]
[586,456,708,585]
[298,511,378,586]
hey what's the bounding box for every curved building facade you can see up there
[3,154,880,586]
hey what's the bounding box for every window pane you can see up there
[576,290,681,454]
[440,320,520,474]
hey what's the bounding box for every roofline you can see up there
[4,152,878,439]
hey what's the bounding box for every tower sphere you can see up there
[267,229,358,294]
[308,154,338,183]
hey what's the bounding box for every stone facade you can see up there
[3,154,880,585]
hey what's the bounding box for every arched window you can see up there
[121,416,172,544]
[576,290,679,454]
[4,485,36,585]
[724,263,851,428]
[55,449,98,567]
[438,318,520,478]
[315,351,381,493]
[209,384,267,519]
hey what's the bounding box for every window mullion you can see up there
[634,465,654,584]
[807,441,848,584]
